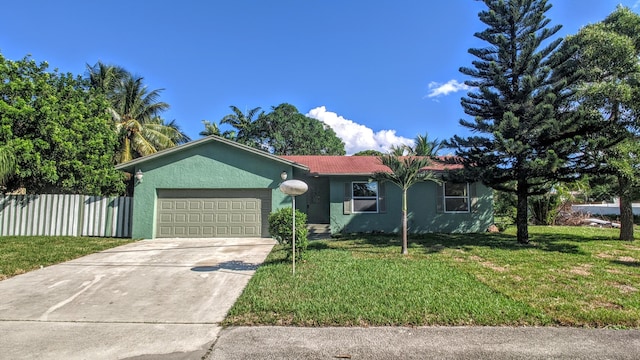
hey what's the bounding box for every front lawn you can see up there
[0,236,135,280]
[224,226,640,328]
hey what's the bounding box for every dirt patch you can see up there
[615,284,638,294]
[569,264,592,276]
[606,268,624,275]
[618,256,637,263]
[481,261,508,272]
[590,301,623,310]
[623,245,640,251]
[596,253,614,259]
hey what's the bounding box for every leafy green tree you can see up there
[372,154,439,255]
[252,103,346,155]
[564,6,640,240]
[220,105,263,145]
[86,63,189,163]
[353,149,384,156]
[0,54,125,195]
[446,0,615,244]
[0,145,16,186]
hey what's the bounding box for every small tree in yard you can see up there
[268,207,309,259]
[372,154,440,255]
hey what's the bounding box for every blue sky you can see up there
[1,0,639,154]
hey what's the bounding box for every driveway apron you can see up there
[0,237,276,360]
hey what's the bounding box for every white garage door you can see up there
[156,189,271,238]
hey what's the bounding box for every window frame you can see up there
[443,182,470,213]
[351,181,379,213]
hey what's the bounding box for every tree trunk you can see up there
[516,181,529,244]
[401,189,408,255]
[618,176,634,241]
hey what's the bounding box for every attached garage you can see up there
[156,189,271,238]
[114,136,308,239]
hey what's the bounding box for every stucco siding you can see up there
[329,177,493,235]
[130,141,292,239]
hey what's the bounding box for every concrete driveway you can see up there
[0,237,276,360]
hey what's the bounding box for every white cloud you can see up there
[426,79,470,98]
[306,106,413,155]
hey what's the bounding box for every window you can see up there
[352,181,378,213]
[444,182,470,213]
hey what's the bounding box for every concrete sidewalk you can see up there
[0,237,276,360]
[207,326,640,360]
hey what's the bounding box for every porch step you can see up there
[307,223,331,240]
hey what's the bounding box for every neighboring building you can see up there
[115,136,493,239]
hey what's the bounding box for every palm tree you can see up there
[389,144,410,156]
[151,118,191,144]
[108,75,176,163]
[200,120,221,137]
[411,132,443,158]
[0,145,16,186]
[87,63,189,164]
[220,106,262,145]
[372,154,440,255]
[86,61,127,95]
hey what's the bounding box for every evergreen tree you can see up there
[564,6,640,241]
[447,0,615,244]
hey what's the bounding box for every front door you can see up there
[305,177,330,223]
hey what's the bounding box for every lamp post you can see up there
[279,173,308,275]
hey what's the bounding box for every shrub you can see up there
[268,207,308,259]
[529,193,562,225]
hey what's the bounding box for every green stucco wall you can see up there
[328,176,493,234]
[130,141,293,239]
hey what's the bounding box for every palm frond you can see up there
[200,120,221,137]
[131,131,159,156]
[373,154,440,189]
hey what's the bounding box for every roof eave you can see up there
[307,169,455,177]
[115,136,309,172]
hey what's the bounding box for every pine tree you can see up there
[566,6,640,241]
[447,0,614,244]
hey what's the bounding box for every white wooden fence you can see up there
[0,194,132,237]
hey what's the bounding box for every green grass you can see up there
[224,226,640,328]
[0,236,135,280]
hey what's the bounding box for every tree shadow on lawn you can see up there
[330,230,609,255]
[611,259,640,268]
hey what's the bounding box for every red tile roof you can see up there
[280,156,462,175]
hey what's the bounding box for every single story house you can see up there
[115,136,493,239]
